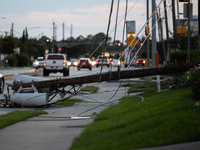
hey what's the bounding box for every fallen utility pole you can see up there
[12,63,199,91]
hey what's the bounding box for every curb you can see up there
[4,73,43,80]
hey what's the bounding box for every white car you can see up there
[33,57,45,69]
[111,59,121,67]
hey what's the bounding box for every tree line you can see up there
[0,30,199,67]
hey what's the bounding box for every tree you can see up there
[2,36,16,56]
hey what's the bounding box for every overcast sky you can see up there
[0,0,198,42]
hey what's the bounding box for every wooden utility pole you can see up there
[12,63,200,91]
[172,0,177,36]
[164,0,170,64]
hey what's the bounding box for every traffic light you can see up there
[118,43,121,46]
[58,48,62,51]
[145,25,150,35]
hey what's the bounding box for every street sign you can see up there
[126,21,136,34]
[125,35,138,48]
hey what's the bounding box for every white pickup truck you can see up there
[43,53,69,76]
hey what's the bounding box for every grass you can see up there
[69,84,200,150]
[55,98,82,107]
[121,81,170,96]
[0,110,47,129]
[81,86,99,93]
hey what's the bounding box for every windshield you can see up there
[47,55,64,59]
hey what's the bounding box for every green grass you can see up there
[121,81,170,96]
[69,87,200,150]
[55,98,82,107]
[81,86,99,93]
[0,110,47,129]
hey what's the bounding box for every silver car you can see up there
[33,57,45,69]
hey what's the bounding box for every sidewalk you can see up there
[0,81,128,150]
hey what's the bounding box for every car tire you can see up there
[63,68,67,76]
[0,78,4,93]
[67,68,69,76]
[43,68,49,76]
[96,65,99,67]
[89,67,92,71]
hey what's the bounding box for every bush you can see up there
[15,53,29,66]
[170,50,187,64]
[189,65,200,99]
[170,49,200,64]
[5,55,18,67]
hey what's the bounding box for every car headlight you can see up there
[74,62,78,66]
[68,62,71,66]
[35,61,39,65]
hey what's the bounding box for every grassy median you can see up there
[69,84,200,150]
[0,110,47,129]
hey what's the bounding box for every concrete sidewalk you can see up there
[0,81,127,150]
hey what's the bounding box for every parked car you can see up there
[68,59,78,67]
[33,57,45,69]
[96,55,110,67]
[0,73,4,93]
[77,58,92,70]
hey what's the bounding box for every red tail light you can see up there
[78,61,80,64]
[63,61,66,66]
[107,60,109,64]
[137,61,139,64]
[96,60,98,63]
[142,60,146,64]
[44,60,46,66]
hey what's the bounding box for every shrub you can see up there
[15,53,29,66]
[189,65,200,99]
[5,55,18,67]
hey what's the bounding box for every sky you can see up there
[0,0,198,42]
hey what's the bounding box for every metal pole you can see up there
[147,0,149,68]
[151,0,156,68]
[176,0,180,26]
[52,22,55,53]
[187,0,190,63]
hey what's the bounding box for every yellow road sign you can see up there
[125,35,138,48]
